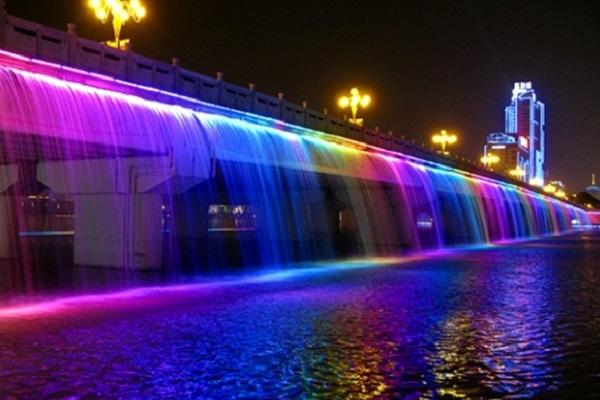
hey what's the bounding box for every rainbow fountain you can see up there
[0,9,599,399]
[0,41,591,301]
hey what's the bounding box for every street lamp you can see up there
[431,130,457,155]
[543,182,567,199]
[543,183,557,194]
[481,152,499,169]
[555,190,567,199]
[338,88,371,127]
[509,166,525,179]
[88,0,147,49]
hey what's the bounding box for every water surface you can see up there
[1,232,599,399]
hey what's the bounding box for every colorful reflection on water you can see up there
[1,232,599,399]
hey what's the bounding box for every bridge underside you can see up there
[0,129,426,273]
[0,131,155,163]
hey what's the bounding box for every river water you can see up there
[1,232,599,399]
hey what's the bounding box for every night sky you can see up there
[6,0,600,190]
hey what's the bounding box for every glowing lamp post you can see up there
[88,0,147,49]
[555,190,567,199]
[481,153,499,169]
[338,88,371,127]
[509,167,525,180]
[543,183,567,199]
[431,130,457,155]
[543,183,557,194]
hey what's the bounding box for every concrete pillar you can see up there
[0,0,6,49]
[73,193,163,269]
[0,165,17,260]
[37,156,210,269]
[66,22,77,66]
[0,164,17,193]
[37,158,167,269]
[167,192,210,268]
[0,196,15,259]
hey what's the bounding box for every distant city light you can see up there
[338,88,371,127]
[88,0,147,49]
[529,177,544,187]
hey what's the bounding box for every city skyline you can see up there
[5,0,599,190]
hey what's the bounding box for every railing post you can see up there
[248,83,256,113]
[277,92,284,120]
[302,100,308,126]
[124,40,133,82]
[171,57,179,93]
[0,0,6,48]
[34,25,42,58]
[216,71,224,106]
[66,23,77,67]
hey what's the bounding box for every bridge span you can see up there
[0,4,591,282]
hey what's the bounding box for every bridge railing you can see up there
[0,5,558,196]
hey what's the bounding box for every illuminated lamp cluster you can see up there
[338,88,371,127]
[88,0,146,48]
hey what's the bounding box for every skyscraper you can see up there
[587,174,600,201]
[504,82,546,186]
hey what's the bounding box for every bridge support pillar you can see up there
[0,196,15,259]
[0,165,17,259]
[72,193,163,269]
[37,156,209,270]
[166,192,210,270]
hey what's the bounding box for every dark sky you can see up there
[6,0,600,190]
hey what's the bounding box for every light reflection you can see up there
[1,234,599,397]
[428,249,559,398]
[299,305,394,398]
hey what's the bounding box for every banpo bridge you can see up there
[0,4,592,292]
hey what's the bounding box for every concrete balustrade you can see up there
[0,2,467,174]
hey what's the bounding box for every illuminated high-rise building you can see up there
[587,174,600,200]
[504,82,546,186]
